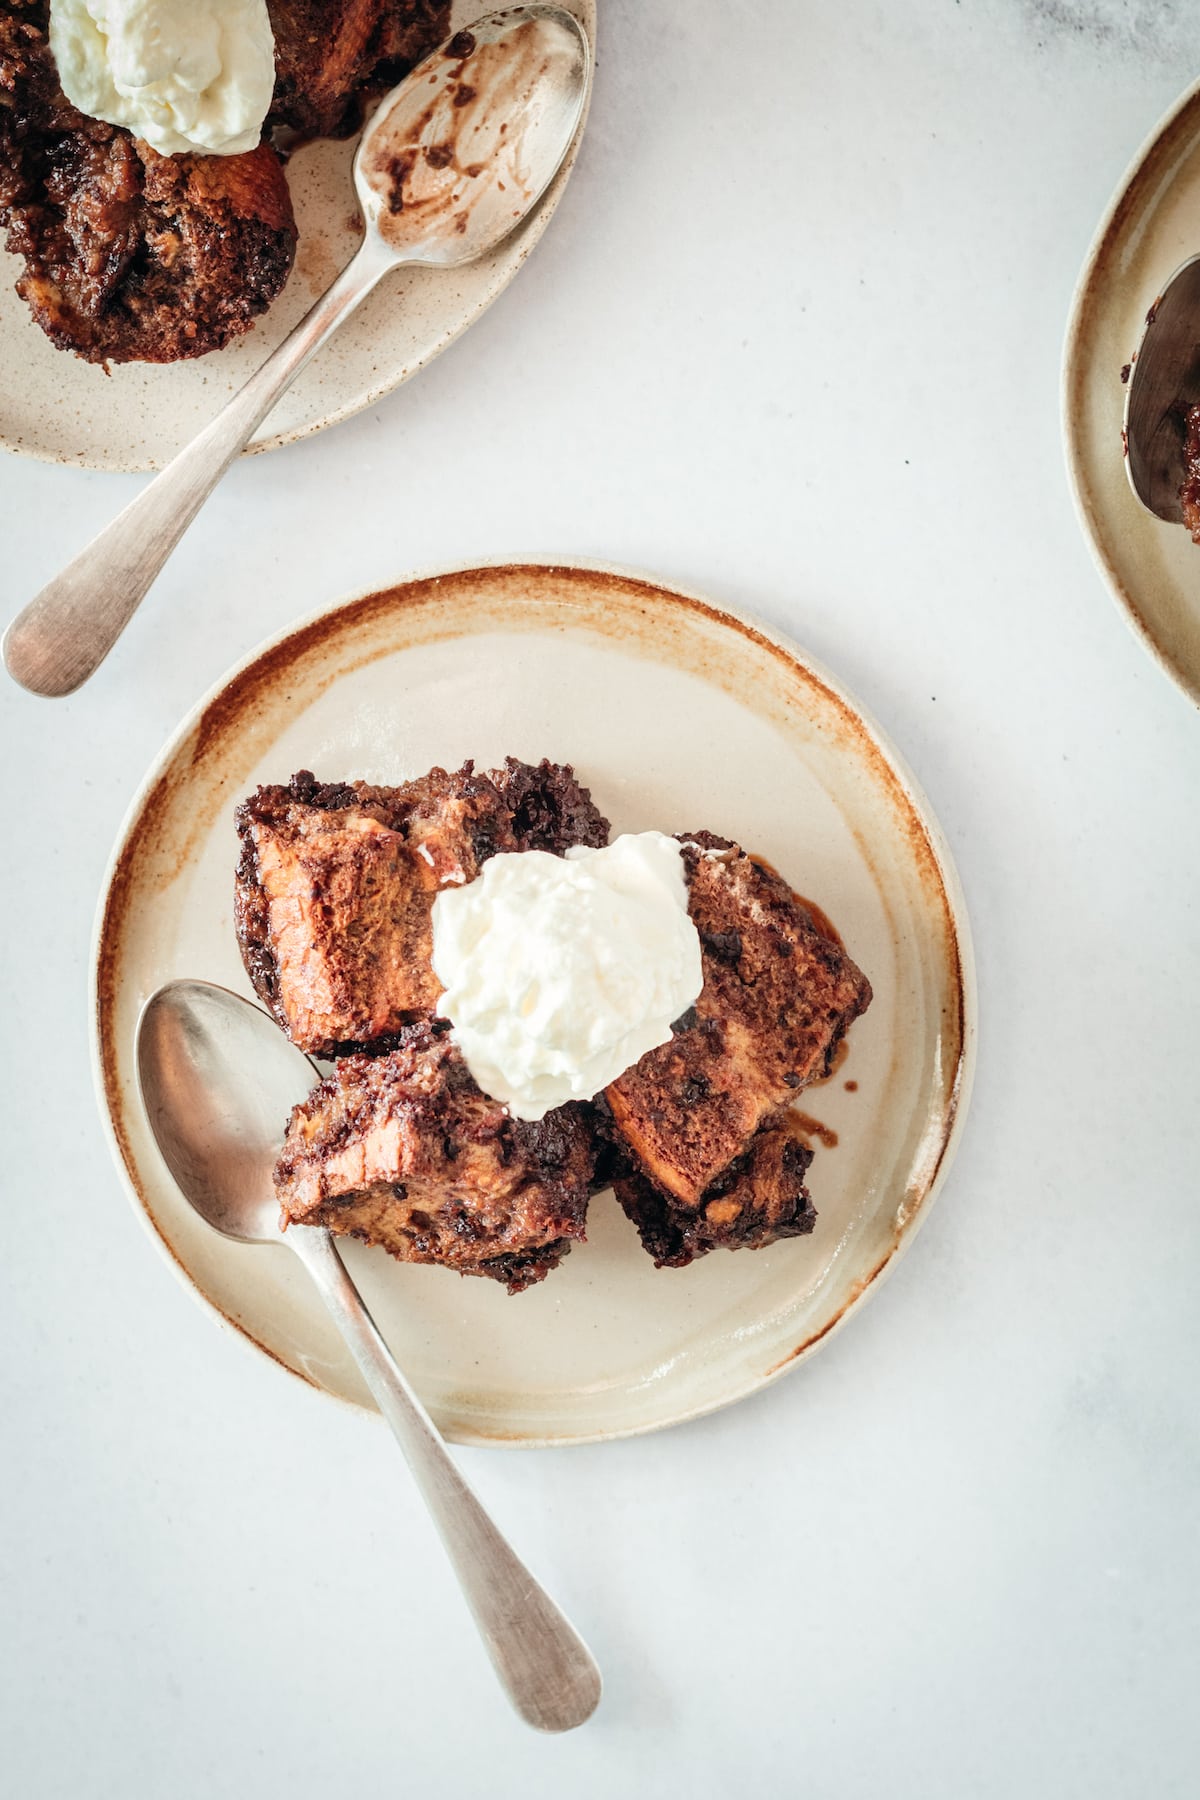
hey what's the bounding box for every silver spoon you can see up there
[3,5,590,697]
[1123,254,1200,525]
[135,977,602,1734]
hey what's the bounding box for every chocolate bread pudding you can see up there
[488,755,613,857]
[235,754,871,1293]
[0,1,296,363]
[613,1116,817,1270]
[234,760,609,1056]
[606,834,872,1210]
[269,0,451,140]
[274,1022,594,1291]
[0,0,451,362]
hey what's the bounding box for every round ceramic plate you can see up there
[92,564,976,1447]
[0,1,593,473]
[1064,76,1200,707]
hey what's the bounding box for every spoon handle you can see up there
[2,238,393,698]
[289,1228,602,1733]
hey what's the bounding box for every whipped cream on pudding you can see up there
[49,0,276,157]
[430,833,704,1122]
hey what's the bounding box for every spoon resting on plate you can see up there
[135,978,602,1734]
[3,5,590,697]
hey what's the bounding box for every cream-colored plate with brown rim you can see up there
[92,564,975,1447]
[0,1,593,473]
[1064,76,1200,708]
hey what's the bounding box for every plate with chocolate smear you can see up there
[0,0,593,471]
[93,563,975,1445]
[1064,73,1200,706]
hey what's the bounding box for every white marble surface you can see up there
[3,3,1199,1794]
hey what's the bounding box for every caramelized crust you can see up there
[0,2,296,363]
[274,1024,594,1292]
[614,1117,816,1268]
[268,0,452,139]
[234,761,611,1056]
[606,835,872,1206]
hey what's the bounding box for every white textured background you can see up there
[3,3,1199,1795]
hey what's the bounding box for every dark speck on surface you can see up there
[1120,363,1131,383]
[454,84,477,108]
[425,143,454,168]
[446,30,476,58]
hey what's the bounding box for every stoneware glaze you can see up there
[92,563,976,1446]
[0,0,593,472]
[1064,74,1200,707]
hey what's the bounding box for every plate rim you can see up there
[1061,71,1200,710]
[0,0,595,474]
[89,559,978,1447]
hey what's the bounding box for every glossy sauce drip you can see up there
[808,1033,851,1087]
[748,854,846,950]
[786,1110,839,1151]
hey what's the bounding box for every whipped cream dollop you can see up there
[430,833,704,1122]
[49,0,276,157]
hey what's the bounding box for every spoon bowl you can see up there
[357,7,590,267]
[135,977,602,1733]
[1124,253,1200,524]
[136,978,316,1244]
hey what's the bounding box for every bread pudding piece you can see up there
[487,755,610,855]
[235,765,517,1055]
[0,2,296,364]
[268,0,452,139]
[606,835,871,1207]
[274,1024,594,1291]
[1180,402,1200,543]
[613,1116,817,1269]
[234,761,610,1056]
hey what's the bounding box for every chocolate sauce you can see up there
[788,1111,839,1150]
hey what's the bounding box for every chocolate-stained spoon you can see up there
[136,978,602,1733]
[3,6,590,697]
